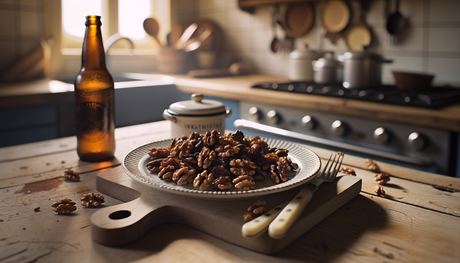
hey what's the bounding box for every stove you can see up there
[251,82,460,109]
[233,82,459,177]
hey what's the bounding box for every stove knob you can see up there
[248,107,261,121]
[408,132,427,151]
[267,110,280,125]
[301,115,316,130]
[373,127,391,144]
[331,120,348,137]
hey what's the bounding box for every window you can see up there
[45,0,171,77]
[60,0,164,53]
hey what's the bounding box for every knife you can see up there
[241,201,288,238]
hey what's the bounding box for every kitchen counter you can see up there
[0,120,459,262]
[1,74,460,132]
[169,74,460,133]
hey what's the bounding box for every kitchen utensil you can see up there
[175,23,198,49]
[322,0,350,33]
[187,62,253,78]
[288,44,321,82]
[312,51,343,84]
[270,6,281,53]
[170,24,183,48]
[345,1,372,51]
[91,165,362,252]
[393,71,435,91]
[282,2,315,37]
[143,18,161,46]
[162,94,232,138]
[186,20,223,52]
[342,51,392,89]
[156,47,191,73]
[182,29,212,52]
[124,136,321,199]
[386,0,405,45]
[269,152,344,239]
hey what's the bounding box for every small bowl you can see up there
[393,71,435,91]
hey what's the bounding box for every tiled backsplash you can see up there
[192,0,460,86]
[1,0,459,87]
[0,0,44,75]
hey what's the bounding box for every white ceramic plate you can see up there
[122,138,321,200]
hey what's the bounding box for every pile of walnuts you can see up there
[146,130,299,191]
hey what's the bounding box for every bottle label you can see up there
[76,102,109,143]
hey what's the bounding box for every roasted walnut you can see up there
[233,175,256,191]
[365,159,380,172]
[204,130,220,146]
[340,167,356,176]
[52,198,77,215]
[173,166,196,186]
[197,148,217,169]
[243,200,267,222]
[148,147,170,159]
[216,144,240,158]
[193,170,214,191]
[374,172,391,185]
[158,165,176,180]
[81,193,105,208]
[212,175,233,190]
[374,185,386,197]
[63,168,80,182]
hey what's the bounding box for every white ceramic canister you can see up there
[288,44,321,82]
[163,93,232,138]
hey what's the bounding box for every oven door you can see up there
[234,102,457,176]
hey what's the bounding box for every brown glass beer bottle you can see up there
[74,15,115,162]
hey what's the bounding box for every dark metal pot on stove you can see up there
[342,51,392,89]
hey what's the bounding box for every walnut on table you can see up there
[340,167,356,176]
[374,172,391,185]
[52,198,77,215]
[374,186,386,197]
[63,168,80,182]
[81,193,105,208]
[243,200,267,222]
[365,159,380,172]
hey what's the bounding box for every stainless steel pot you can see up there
[288,44,320,82]
[342,51,392,89]
[312,51,343,85]
[163,93,232,138]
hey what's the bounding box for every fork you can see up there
[268,152,344,239]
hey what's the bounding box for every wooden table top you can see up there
[1,120,459,262]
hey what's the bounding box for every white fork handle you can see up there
[268,186,315,239]
[242,201,288,238]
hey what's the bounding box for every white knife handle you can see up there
[242,201,289,238]
[268,187,314,239]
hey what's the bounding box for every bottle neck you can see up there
[81,16,107,70]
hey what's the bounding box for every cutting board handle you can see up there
[90,197,167,246]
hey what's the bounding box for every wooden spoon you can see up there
[143,18,161,46]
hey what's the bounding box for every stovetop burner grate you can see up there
[252,82,460,109]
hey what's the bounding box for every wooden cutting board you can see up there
[90,166,361,254]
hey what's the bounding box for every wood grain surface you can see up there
[1,121,459,262]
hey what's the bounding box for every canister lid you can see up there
[167,93,226,116]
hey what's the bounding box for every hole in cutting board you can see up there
[109,210,131,220]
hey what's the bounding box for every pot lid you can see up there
[313,51,342,68]
[167,93,226,115]
[289,44,320,60]
[343,51,383,60]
